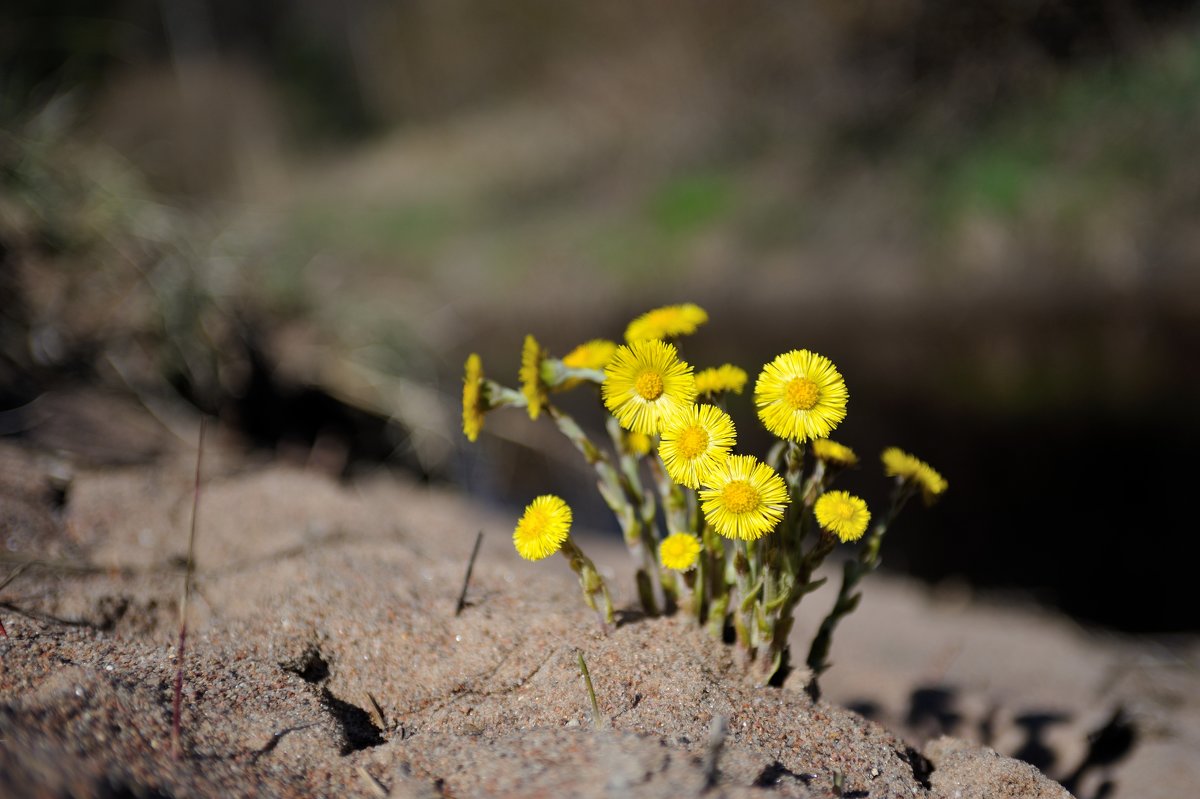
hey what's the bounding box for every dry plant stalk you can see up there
[454,531,484,616]
[172,417,206,759]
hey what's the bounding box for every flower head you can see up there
[699,454,790,541]
[625,303,708,343]
[659,532,702,571]
[623,430,654,458]
[462,353,486,442]
[520,334,548,420]
[754,350,848,443]
[557,338,619,391]
[814,490,871,543]
[882,447,948,504]
[659,403,737,489]
[695,364,748,397]
[881,447,922,480]
[602,339,696,434]
[563,339,619,372]
[812,438,858,468]
[513,495,573,561]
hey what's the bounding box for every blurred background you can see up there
[2,1,1198,633]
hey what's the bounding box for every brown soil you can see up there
[2,401,1190,798]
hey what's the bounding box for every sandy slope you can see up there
[1,426,1190,798]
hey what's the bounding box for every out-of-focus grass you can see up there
[925,32,1200,230]
[648,172,734,236]
[289,200,463,259]
[264,164,745,298]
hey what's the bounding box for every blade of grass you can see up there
[576,650,604,730]
[172,417,206,759]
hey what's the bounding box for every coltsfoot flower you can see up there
[623,430,654,458]
[695,364,748,396]
[563,338,619,372]
[699,454,790,541]
[915,464,948,501]
[660,403,737,489]
[754,350,848,443]
[882,447,948,503]
[513,495,573,561]
[625,303,708,343]
[558,338,619,390]
[462,353,486,442]
[814,490,871,542]
[659,532,702,571]
[602,339,696,434]
[520,334,548,420]
[812,438,858,467]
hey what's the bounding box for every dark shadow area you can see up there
[249,722,320,762]
[906,686,963,739]
[320,687,386,755]
[1013,711,1071,773]
[902,746,935,790]
[100,778,175,799]
[1061,708,1138,797]
[753,761,813,789]
[282,644,331,684]
[875,683,1137,796]
[844,699,882,722]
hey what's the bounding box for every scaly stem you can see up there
[804,481,917,698]
[551,405,659,614]
[561,538,615,631]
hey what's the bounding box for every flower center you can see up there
[676,426,709,460]
[517,510,548,541]
[635,370,665,401]
[722,480,760,514]
[784,377,820,410]
[829,498,855,520]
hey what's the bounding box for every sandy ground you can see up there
[1,409,1194,798]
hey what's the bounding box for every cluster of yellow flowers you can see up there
[463,303,945,686]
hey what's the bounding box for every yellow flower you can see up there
[659,403,736,489]
[812,438,858,467]
[624,303,708,343]
[513,495,573,561]
[557,338,618,391]
[462,353,485,442]
[882,447,948,503]
[520,334,548,420]
[916,464,948,501]
[563,339,619,372]
[659,532,702,571]
[814,490,871,543]
[754,349,848,443]
[694,364,748,396]
[602,340,696,434]
[881,447,922,480]
[699,454,790,541]
[623,430,654,458]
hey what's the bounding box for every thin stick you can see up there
[172,417,206,759]
[365,691,388,731]
[357,766,389,798]
[703,713,728,790]
[576,650,603,729]
[454,531,484,616]
[0,562,33,638]
[0,561,33,592]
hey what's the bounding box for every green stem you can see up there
[804,481,917,697]
[561,538,615,630]
[550,405,659,614]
